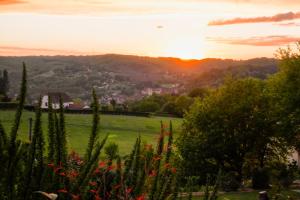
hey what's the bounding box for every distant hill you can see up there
[0,55,278,102]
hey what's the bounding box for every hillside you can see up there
[0,55,278,102]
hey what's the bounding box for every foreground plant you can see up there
[0,62,178,200]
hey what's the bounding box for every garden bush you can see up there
[252,168,270,189]
[220,172,240,192]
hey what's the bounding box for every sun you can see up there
[163,38,205,60]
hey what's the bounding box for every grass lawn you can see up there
[0,110,182,155]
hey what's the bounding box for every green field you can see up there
[0,110,182,155]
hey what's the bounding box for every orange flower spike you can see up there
[149,170,157,177]
[57,189,68,193]
[126,187,133,194]
[136,194,145,200]
[171,167,177,174]
[98,161,106,168]
[113,184,121,190]
[59,172,66,176]
[94,194,102,200]
[47,163,54,168]
[53,166,62,173]
[164,163,171,169]
[107,165,115,172]
[94,168,100,174]
[71,194,80,200]
[89,189,97,194]
[89,181,97,186]
[153,156,161,161]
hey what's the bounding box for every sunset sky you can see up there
[1,0,300,59]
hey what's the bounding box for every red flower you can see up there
[59,172,66,176]
[107,165,115,171]
[171,167,177,174]
[89,189,97,194]
[164,163,171,169]
[136,194,145,200]
[71,194,80,200]
[57,189,68,193]
[68,170,79,178]
[89,181,97,186]
[47,163,54,168]
[153,156,161,161]
[94,194,101,200]
[99,161,106,168]
[126,187,133,194]
[54,166,63,173]
[113,184,121,190]
[149,170,157,177]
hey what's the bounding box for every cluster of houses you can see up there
[41,92,89,110]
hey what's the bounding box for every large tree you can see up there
[267,44,300,148]
[177,78,288,182]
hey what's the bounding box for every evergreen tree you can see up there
[6,63,26,200]
[3,69,9,96]
[47,96,55,162]
[85,89,100,161]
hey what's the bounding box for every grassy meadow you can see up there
[0,110,182,155]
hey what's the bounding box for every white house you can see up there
[41,92,73,109]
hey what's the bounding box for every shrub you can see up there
[220,172,240,192]
[252,168,270,189]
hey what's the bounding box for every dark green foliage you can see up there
[252,168,270,189]
[5,63,27,200]
[9,62,26,149]
[0,69,9,99]
[165,121,173,164]
[220,172,240,192]
[71,134,108,193]
[85,89,100,162]
[20,98,43,200]
[58,96,68,164]
[105,142,119,166]
[47,96,55,162]
[149,122,165,200]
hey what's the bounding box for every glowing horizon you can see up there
[1,0,300,59]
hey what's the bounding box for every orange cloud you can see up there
[207,35,300,46]
[0,0,25,5]
[0,46,90,56]
[208,11,300,26]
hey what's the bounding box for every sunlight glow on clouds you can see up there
[1,0,300,59]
